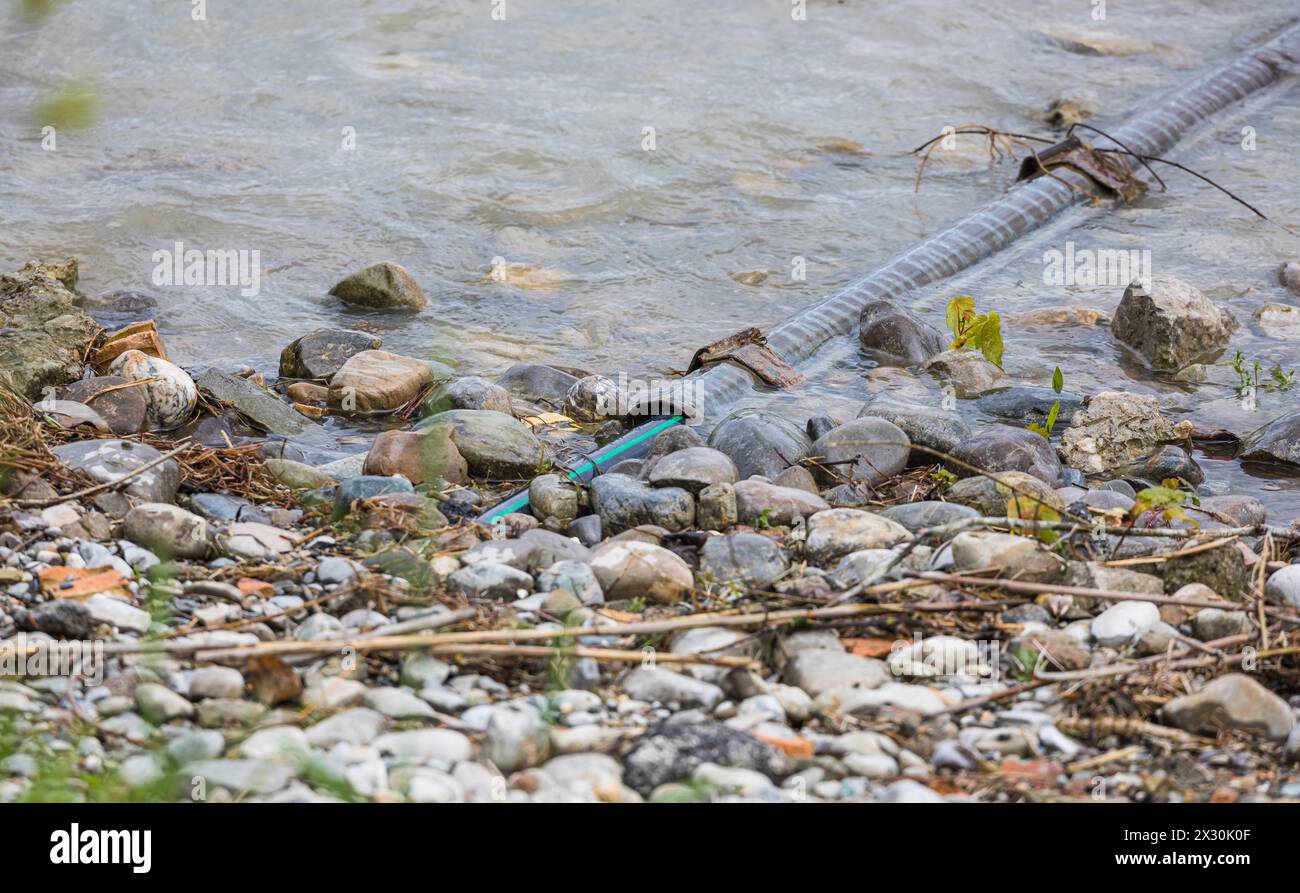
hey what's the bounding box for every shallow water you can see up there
[3,1,1300,516]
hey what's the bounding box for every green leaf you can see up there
[1043,400,1060,433]
[1052,366,1064,393]
[1006,495,1060,544]
[970,312,1004,368]
[946,296,975,340]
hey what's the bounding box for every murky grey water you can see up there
[2,1,1300,516]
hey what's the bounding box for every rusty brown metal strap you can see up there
[684,327,804,388]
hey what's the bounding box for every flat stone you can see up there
[372,728,474,762]
[782,649,889,698]
[698,532,788,587]
[950,425,1062,484]
[188,667,245,700]
[329,350,436,413]
[647,447,737,493]
[265,458,334,490]
[1240,408,1300,468]
[879,500,979,532]
[950,531,1063,582]
[123,502,209,559]
[86,594,152,634]
[57,376,147,434]
[495,363,580,409]
[622,721,789,796]
[51,439,180,503]
[733,479,829,526]
[305,707,386,747]
[1163,673,1293,740]
[237,725,311,762]
[364,687,437,720]
[134,682,195,724]
[945,471,1063,516]
[622,667,724,709]
[219,522,296,562]
[448,562,534,600]
[1091,601,1161,646]
[975,386,1085,426]
[196,367,309,436]
[804,509,910,566]
[183,760,293,795]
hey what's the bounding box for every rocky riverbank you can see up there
[1,258,1299,803]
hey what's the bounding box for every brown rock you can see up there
[363,429,468,485]
[328,350,434,413]
[58,376,147,435]
[329,262,427,310]
[286,381,329,405]
[1162,674,1293,740]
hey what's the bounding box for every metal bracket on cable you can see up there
[682,327,805,389]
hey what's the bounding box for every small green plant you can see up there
[755,508,774,530]
[1233,350,1296,399]
[1131,483,1198,527]
[929,468,958,490]
[1027,366,1065,439]
[945,296,1004,368]
[1007,641,1041,683]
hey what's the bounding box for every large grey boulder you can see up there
[1111,275,1237,370]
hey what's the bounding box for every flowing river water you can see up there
[3,0,1300,516]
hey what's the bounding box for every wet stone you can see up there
[50,440,180,503]
[590,474,694,533]
[707,409,812,480]
[698,532,788,587]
